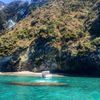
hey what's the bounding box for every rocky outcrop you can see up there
[0,1,5,10]
[27,36,100,74]
[85,1,100,37]
[0,56,19,72]
[0,48,29,72]
[27,36,59,72]
[0,0,30,32]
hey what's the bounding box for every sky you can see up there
[1,0,31,4]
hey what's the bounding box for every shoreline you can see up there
[0,71,64,77]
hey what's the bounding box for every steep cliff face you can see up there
[0,0,100,74]
[0,0,50,33]
[83,1,100,73]
[0,1,5,10]
[85,1,100,36]
[0,0,30,32]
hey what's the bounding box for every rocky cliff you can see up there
[0,0,30,32]
[0,0,100,75]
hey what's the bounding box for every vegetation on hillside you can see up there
[0,0,100,73]
[0,0,98,55]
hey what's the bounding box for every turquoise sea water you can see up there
[0,75,100,100]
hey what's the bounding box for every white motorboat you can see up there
[42,71,52,78]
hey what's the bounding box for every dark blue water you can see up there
[0,75,100,100]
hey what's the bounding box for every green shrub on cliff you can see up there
[92,37,100,46]
[17,29,33,40]
[63,32,78,42]
[77,42,96,56]
[0,37,17,56]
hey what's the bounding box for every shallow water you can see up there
[0,75,100,100]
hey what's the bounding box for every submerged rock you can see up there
[6,82,68,86]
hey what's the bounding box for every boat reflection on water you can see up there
[34,79,58,83]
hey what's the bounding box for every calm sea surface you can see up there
[0,75,100,100]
